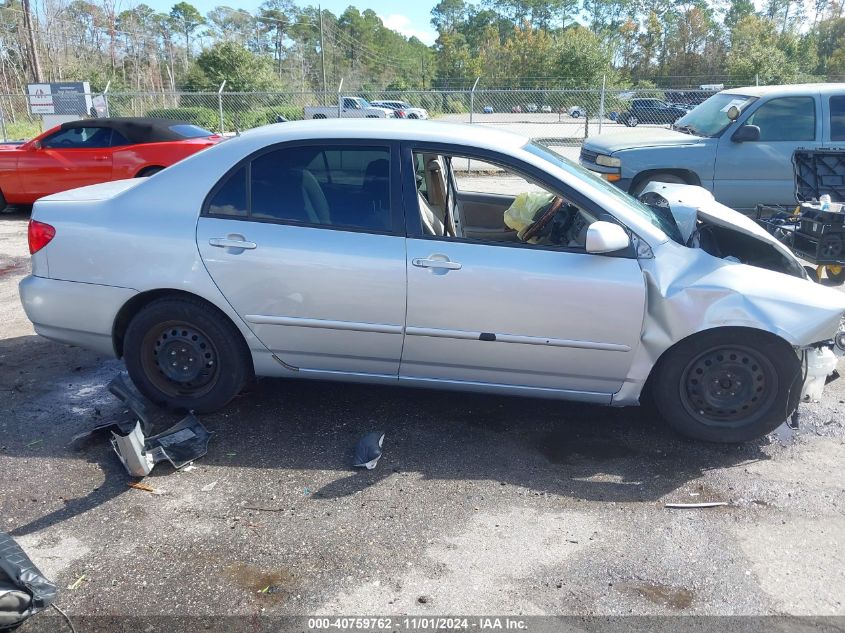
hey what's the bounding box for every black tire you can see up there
[123,297,252,413]
[571,110,580,118]
[630,172,687,196]
[136,166,163,178]
[408,113,418,119]
[626,115,638,127]
[650,329,801,443]
[0,189,6,212]
[313,114,326,119]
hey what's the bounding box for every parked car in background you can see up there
[540,105,552,113]
[483,105,494,114]
[617,98,688,126]
[525,103,538,113]
[304,97,395,120]
[580,84,845,212]
[370,100,429,119]
[20,119,845,443]
[0,117,220,209]
[511,105,523,113]
[568,106,587,118]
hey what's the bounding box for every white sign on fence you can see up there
[27,84,53,114]
[27,82,93,116]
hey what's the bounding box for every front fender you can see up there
[613,241,845,405]
[619,143,716,187]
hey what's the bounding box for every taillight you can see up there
[28,219,55,254]
[397,110,406,118]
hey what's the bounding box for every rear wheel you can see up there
[313,114,327,119]
[124,297,252,412]
[136,166,163,177]
[651,329,801,443]
[626,115,638,127]
[0,189,6,212]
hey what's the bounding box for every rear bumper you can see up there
[18,275,137,357]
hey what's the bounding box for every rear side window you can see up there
[746,96,816,141]
[829,96,845,141]
[206,145,392,231]
[169,124,214,138]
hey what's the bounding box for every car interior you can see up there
[413,151,599,249]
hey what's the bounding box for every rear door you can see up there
[20,126,114,199]
[196,140,406,376]
[713,94,821,211]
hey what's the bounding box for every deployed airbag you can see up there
[503,191,555,238]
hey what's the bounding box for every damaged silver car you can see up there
[19,120,845,443]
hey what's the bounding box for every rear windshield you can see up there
[169,124,214,138]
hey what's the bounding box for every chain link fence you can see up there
[0,85,709,145]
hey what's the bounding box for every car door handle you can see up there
[209,237,257,250]
[412,257,462,270]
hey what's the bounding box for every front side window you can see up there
[746,96,816,142]
[41,126,113,149]
[829,95,845,141]
[207,145,392,231]
[412,150,604,250]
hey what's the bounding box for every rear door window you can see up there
[206,144,394,232]
[829,95,845,141]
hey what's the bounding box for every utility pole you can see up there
[22,0,43,82]
[319,5,328,104]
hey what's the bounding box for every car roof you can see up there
[237,119,527,151]
[59,117,211,143]
[722,83,845,97]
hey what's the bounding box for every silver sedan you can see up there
[19,120,845,442]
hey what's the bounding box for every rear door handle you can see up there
[209,237,257,250]
[412,257,462,270]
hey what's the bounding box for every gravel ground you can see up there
[1,206,844,627]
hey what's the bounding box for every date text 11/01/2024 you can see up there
[308,617,529,630]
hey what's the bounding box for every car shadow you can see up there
[0,335,775,535]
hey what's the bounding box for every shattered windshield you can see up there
[672,93,757,137]
[525,142,682,242]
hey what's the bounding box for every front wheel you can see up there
[123,297,252,412]
[626,115,638,127]
[650,329,801,443]
[826,264,845,284]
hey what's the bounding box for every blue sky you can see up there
[140,0,439,44]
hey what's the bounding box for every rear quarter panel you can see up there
[112,139,216,179]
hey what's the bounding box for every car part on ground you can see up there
[111,414,212,477]
[352,431,385,469]
[18,120,845,444]
[0,531,57,630]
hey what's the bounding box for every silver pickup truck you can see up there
[304,96,395,120]
[580,84,845,212]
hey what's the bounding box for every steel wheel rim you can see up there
[679,345,778,427]
[140,320,220,398]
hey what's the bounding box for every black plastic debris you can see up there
[76,373,213,477]
[0,531,57,630]
[111,414,212,477]
[352,431,385,470]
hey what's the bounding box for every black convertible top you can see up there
[59,117,212,144]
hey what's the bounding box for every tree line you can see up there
[0,0,844,96]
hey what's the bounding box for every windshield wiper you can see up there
[672,123,697,135]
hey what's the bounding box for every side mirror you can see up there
[30,140,41,150]
[586,221,631,254]
[726,105,741,121]
[731,124,760,143]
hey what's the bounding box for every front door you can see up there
[713,94,821,212]
[399,144,647,400]
[197,141,406,376]
[21,126,114,199]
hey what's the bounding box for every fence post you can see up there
[217,80,226,134]
[102,80,111,118]
[598,74,606,136]
[755,73,759,86]
[337,78,344,118]
[469,76,480,124]
[0,106,6,142]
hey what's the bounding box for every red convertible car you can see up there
[0,117,221,208]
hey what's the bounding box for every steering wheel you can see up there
[521,196,564,241]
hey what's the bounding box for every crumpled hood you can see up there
[640,181,799,264]
[583,127,704,154]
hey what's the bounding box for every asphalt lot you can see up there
[1,202,845,626]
